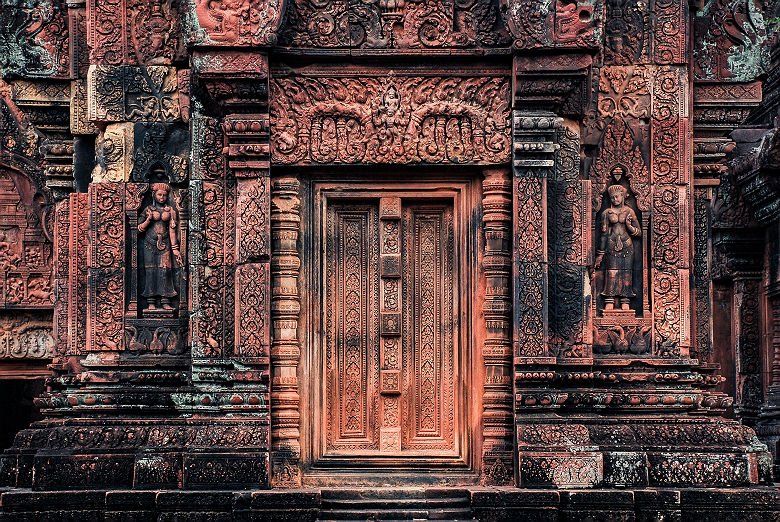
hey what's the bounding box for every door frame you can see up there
[298,169,483,485]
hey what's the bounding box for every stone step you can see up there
[317,514,474,522]
[322,488,428,500]
[317,508,430,520]
[321,497,471,510]
[317,515,474,522]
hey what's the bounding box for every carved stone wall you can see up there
[0,0,778,514]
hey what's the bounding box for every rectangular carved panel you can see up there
[322,195,459,459]
[403,204,456,450]
[270,72,510,165]
[326,205,379,448]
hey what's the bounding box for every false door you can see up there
[317,187,467,467]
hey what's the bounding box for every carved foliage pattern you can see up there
[514,177,546,357]
[0,0,70,78]
[281,0,510,49]
[237,177,269,262]
[735,278,763,419]
[405,205,455,447]
[53,198,69,355]
[236,262,269,358]
[692,187,713,360]
[192,116,226,181]
[327,205,376,446]
[88,183,125,351]
[548,125,588,356]
[651,67,687,186]
[651,0,686,64]
[270,74,511,165]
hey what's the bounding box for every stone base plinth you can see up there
[0,417,270,490]
[0,487,778,521]
[517,417,775,489]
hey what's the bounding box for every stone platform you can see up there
[1,487,779,521]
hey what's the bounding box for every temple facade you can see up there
[0,0,779,518]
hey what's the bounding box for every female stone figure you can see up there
[138,183,182,311]
[595,184,641,311]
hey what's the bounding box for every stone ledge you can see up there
[0,487,777,521]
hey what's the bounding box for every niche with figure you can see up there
[594,169,645,316]
[589,116,653,355]
[124,180,188,356]
[137,182,183,316]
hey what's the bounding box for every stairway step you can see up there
[322,488,427,501]
[427,508,473,520]
[322,498,470,510]
[318,508,429,520]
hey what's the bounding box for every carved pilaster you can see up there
[733,276,764,425]
[481,168,513,485]
[512,112,561,359]
[270,175,302,487]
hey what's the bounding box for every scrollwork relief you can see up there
[280,0,510,49]
[271,73,511,165]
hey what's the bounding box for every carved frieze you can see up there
[88,65,180,123]
[0,313,53,359]
[271,71,511,165]
[186,0,285,47]
[280,0,510,49]
[0,169,53,310]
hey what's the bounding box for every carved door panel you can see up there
[323,196,459,461]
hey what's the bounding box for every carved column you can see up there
[733,276,764,424]
[481,168,513,485]
[270,175,302,487]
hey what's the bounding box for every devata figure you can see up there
[595,184,641,311]
[138,183,182,311]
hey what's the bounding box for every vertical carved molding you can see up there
[512,112,561,359]
[734,276,764,424]
[481,168,514,485]
[549,122,591,358]
[270,175,302,487]
[770,295,780,391]
[379,197,402,452]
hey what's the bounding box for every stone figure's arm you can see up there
[595,210,608,268]
[626,209,641,236]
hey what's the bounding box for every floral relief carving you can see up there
[271,73,511,165]
[280,0,510,49]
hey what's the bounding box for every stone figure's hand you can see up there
[173,248,183,267]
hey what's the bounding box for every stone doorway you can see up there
[302,178,480,483]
